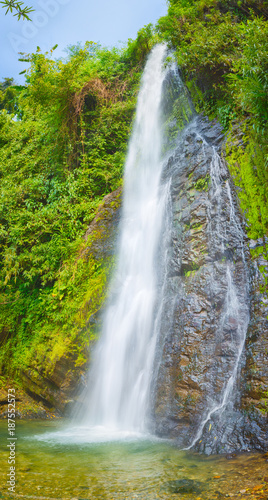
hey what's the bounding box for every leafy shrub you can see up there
[0,37,148,376]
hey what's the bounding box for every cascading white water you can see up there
[82,44,170,432]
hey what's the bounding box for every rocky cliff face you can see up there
[151,109,268,454]
[241,241,268,450]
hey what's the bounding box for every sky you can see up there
[0,0,167,84]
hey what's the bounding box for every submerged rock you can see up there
[164,478,204,494]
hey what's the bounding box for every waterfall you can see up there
[74,47,250,453]
[81,44,170,432]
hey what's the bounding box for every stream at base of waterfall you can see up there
[1,420,268,500]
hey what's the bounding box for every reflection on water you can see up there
[0,421,267,499]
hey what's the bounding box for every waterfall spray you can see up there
[81,44,170,432]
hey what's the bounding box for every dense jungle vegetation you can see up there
[0,0,267,384]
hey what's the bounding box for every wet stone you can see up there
[164,478,204,494]
[153,111,255,453]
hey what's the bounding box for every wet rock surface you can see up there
[241,240,268,451]
[21,355,83,414]
[152,114,268,453]
[164,478,204,494]
[0,384,58,419]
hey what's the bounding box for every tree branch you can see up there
[0,0,34,21]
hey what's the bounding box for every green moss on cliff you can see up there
[226,125,268,240]
[0,189,121,377]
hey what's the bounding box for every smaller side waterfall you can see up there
[81,44,170,432]
[186,150,249,450]
[152,110,250,453]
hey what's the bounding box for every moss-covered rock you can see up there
[18,187,122,414]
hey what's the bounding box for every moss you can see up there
[0,189,121,379]
[225,125,268,241]
[194,174,210,191]
[191,222,203,231]
[184,262,199,277]
[259,391,268,415]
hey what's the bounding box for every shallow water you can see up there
[0,421,267,499]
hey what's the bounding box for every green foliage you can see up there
[217,104,237,131]
[184,269,196,278]
[0,0,34,20]
[0,77,14,90]
[194,174,210,191]
[0,78,23,115]
[0,228,114,375]
[0,37,149,376]
[122,24,159,66]
[227,18,268,131]
[226,124,268,239]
